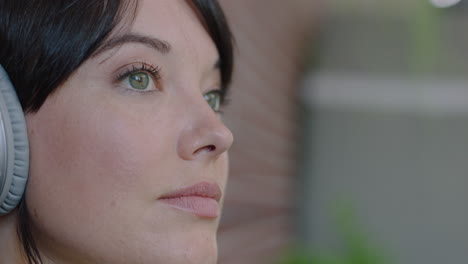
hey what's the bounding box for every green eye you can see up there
[129,72,150,90]
[204,91,222,112]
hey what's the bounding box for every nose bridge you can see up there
[177,93,233,161]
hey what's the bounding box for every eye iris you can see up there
[205,92,220,111]
[129,72,149,90]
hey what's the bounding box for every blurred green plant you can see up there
[409,1,441,75]
[278,203,389,264]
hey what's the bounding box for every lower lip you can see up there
[160,196,219,218]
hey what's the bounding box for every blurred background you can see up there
[218,0,468,263]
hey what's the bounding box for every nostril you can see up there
[206,145,216,152]
[194,145,216,155]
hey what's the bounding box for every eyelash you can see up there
[113,62,230,112]
[221,95,230,107]
[115,63,162,86]
[215,89,230,114]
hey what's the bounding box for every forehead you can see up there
[130,0,218,64]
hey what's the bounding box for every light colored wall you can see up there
[300,75,468,263]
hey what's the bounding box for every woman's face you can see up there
[23,0,233,263]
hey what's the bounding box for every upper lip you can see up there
[159,182,222,202]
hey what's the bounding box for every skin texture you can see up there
[0,0,233,263]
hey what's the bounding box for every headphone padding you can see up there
[0,65,29,215]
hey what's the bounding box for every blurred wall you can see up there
[300,2,468,263]
[301,75,468,264]
[217,1,319,263]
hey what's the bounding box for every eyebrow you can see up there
[94,33,172,58]
[95,32,221,76]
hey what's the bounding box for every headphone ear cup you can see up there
[0,65,29,215]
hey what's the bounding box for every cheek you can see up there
[27,109,148,198]
[23,99,173,244]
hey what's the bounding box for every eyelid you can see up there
[111,62,163,94]
[206,89,224,101]
[113,62,162,83]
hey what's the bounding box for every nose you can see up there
[177,106,233,161]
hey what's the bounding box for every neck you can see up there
[0,210,27,264]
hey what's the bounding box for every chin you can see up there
[173,236,218,264]
[129,230,219,264]
[183,248,218,264]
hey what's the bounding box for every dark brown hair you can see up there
[0,0,233,263]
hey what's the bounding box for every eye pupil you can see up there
[129,72,149,90]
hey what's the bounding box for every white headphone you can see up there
[0,65,29,215]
